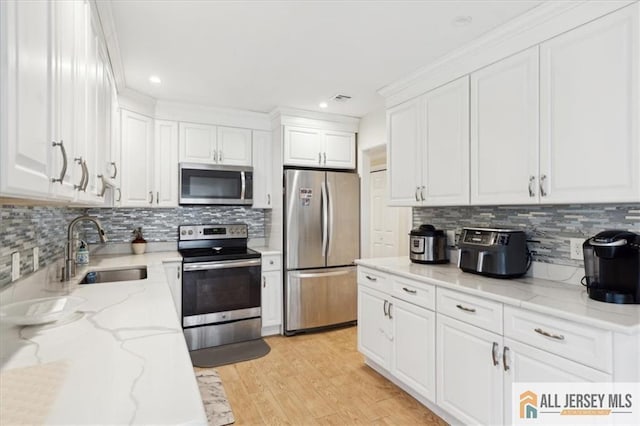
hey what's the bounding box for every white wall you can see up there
[357,106,386,152]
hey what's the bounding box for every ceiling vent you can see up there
[331,94,352,103]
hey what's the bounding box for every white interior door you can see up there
[370,169,409,258]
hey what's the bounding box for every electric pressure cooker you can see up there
[409,224,448,264]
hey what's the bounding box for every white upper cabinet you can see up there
[470,47,539,205]
[283,126,356,169]
[387,77,469,206]
[217,126,252,166]
[252,130,273,209]
[539,5,639,203]
[0,0,53,199]
[120,110,154,207]
[179,122,252,166]
[154,120,179,207]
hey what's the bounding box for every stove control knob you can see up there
[188,230,193,235]
[181,230,186,235]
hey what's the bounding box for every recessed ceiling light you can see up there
[319,102,328,109]
[452,15,473,27]
[149,75,162,84]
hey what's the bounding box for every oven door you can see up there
[179,163,253,205]
[182,258,261,328]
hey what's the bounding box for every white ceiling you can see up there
[108,0,542,118]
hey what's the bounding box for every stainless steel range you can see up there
[178,224,261,351]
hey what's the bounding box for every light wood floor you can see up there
[216,326,447,425]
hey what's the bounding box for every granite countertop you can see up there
[356,257,640,334]
[0,252,207,425]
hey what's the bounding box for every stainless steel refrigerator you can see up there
[284,169,360,335]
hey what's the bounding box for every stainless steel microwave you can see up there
[179,163,253,205]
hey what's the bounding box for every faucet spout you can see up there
[63,215,108,281]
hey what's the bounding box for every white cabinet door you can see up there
[540,4,639,203]
[261,270,282,332]
[283,126,323,167]
[358,286,392,369]
[387,99,422,206]
[437,313,503,425]
[423,76,470,205]
[471,47,539,205]
[323,130,356,169]
[0,0,53,199]
[391,297,436,402]
[217,126,252,166]
[154,120,179,207]
[163,261,182,320]
[179,122,216,163]
[120,110,154,207]
[252,130,273,209]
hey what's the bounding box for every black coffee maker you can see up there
[583,230,640,304]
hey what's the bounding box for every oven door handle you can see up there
[183,258,261,271]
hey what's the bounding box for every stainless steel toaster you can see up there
[457,227,529,278]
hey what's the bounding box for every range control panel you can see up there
[179,224,248,241]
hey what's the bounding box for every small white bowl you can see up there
[0,296,85,326]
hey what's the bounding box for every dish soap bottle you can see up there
[76,240,89,265]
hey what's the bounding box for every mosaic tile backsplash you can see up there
[1,205,265,287]
[413,204,640,267]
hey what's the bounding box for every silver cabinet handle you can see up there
[263,276,266,288]
[97,174,105,197]
[81,160,89,191]
[110,162,118,179]
[456,304,476,313]
[269,260,274,265]
[323,152,326,165]
[116,188,121,202]
[383,300,388,317]
[156,191,159,205]
[491,342,499,366]
[365,275,377,282]
[74,157,85,190]
[534,327,564,340]
[177,268,180,279]
[51,140,67,184]
[213,150,217,163]
[388,302,393,319]
[402,287,417,294]
[415,186,420,202]
[267,194,271,205]
[420,185,426,201]
[503,346,510,371]
[149,191,154,204]
[528,176,535,197]
[318,152,322,164]
[219,151,223,163]
[539,174,547,197]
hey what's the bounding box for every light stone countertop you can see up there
[0,252,207,425]
[356,257,640,334]
[250,246,282,256]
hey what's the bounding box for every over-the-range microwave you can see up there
[179,163,253,205]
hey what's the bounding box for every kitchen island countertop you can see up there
[0,251,207,425]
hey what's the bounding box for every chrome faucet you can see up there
[64,215,108,281]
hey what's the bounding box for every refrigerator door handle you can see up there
[321,179,329,258]
[326,179,333,257]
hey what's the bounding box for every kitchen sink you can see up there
[79,267,148,284]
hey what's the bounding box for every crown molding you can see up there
[155,100,271,130]
[378,0,636,107]
[269,107,360,132]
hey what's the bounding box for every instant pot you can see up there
[409,224,448,264]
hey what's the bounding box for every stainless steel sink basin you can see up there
[79,267,148,284]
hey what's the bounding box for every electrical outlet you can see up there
[570,238,584,260]
[33,247,39,271]
[11,252,20,281]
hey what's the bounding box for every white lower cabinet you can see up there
[391,297,436,402]
[261,253,282,335]
[162,261,182,320]
[436,313,503,425]
[357,265,625,426]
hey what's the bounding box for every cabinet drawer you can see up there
[357,267,391,293]
[437,288,503,334]
[392,276,435,310]
[262,254,281,272]
[504,306,612,373]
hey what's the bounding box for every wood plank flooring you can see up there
[216,326,447,425]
